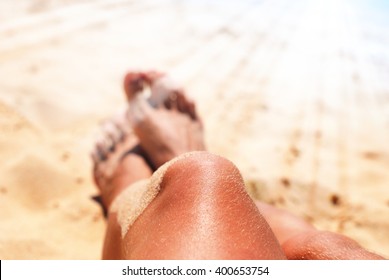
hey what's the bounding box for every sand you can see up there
[1,0,389,259]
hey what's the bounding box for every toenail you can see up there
[98,150,107,161]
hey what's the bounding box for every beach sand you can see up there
[1,0,389,259]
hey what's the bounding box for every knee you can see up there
[161,151,246,194]
[167,151,243,182]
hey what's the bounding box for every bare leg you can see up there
[93,72,285,259]
[93,71,382,260]
[92,113,153,259]
[255,201,385,259]
[123,152,285,259]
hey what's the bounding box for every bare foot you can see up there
[123,71,206,169]
[92,112,152,211]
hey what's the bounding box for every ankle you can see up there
[102,154,152,210]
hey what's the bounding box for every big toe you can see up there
[123,71,165,101]
[123,72,147,100]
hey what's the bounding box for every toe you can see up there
[175,90,198,120]
[188,100,198,120]
[176,91,188,113]
[95,121,119,160]
[124,70,165,102]
[123,72,146,100]
[102,121,122,147]
[168,90,179,110]
[96,137,109,161]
